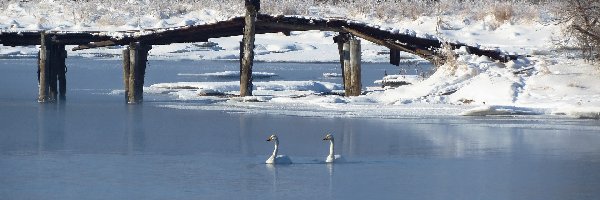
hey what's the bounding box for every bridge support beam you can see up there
[337,41,346,87]
[123,48,131,103]
[38,33,49,103]
[337,36,362,97]
[342,41,352,95]
[38,33,67,103]
[390,48,400,66]
[124,43,151,104]
[239,40,253,96]
[57,45,67,102]
[349,39,362,96]
[240,0,260,97]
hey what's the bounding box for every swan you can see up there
[323,133,344,163]
[265,134,292,164]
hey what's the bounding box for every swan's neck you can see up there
[272,140,279,157]
[329,139,335,156]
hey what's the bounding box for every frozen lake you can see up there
[1,58,600,200]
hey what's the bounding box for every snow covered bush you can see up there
[260,0,318,15]
[492,3,513,23]
[0,0,549,24]
[435,43,459,73]
[554,0,600,62]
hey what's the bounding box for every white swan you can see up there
[323,133,344,163]
[265,134,292,164]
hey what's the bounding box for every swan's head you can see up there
[323,133,334,141]
[266,134,278,142]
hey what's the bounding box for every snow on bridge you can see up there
[0,14,516,63]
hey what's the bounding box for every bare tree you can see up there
[557,0,600,61]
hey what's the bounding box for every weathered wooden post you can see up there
[337,42,345,86]
[38,33,50,103]
[333,33,350,89]
[128,44,137,103]
[47,43,58,102]
[239,41,244,84]
[127,42,151,104]
[240,0,260,97]
[342,41,352,96]
[47,43,65,102]
[122,48,131,102]
[138,44,151,102]
[37,35,66,103]
[390,48,400,66]
[349,39,362,96]
[57,45,67,102]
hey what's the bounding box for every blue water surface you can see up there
[1,58,599,200]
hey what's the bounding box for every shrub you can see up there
[554,0,600,62]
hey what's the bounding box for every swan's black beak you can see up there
[266,138,272,141]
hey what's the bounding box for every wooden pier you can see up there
[0,0,518,103]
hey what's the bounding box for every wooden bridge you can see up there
[0,0,516,104]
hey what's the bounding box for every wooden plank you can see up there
[73,40,120,51]
[256,21,342,32]
[0,31,114,46]
[1,15,518,63]
[0,32,41,46]
[342,27,436,62]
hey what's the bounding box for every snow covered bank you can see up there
[461,105,542,116]
[552,107,600,119]
[147,81,342,98]
[135,51,600,120]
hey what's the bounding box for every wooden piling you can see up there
[48,43,60,102]
[128,44,136,103]
[342,41,352,96]
[138,45,150,102]
[127,43,151,104]
[349,39,362,96]
[37,34,66,103]
[337,42,345,88]
[123,48,131,102]
[240,0,260,97]
[334,33,350,91]
[58,45,67,102]
[128,44,139,103]
[38,33,49,103]
[239,41,244,82]
[390,48,400,66]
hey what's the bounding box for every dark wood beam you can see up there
[343,27,436,62]
[1,15,516,63]
[73,40,121,51]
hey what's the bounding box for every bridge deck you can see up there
[0,14,516,63]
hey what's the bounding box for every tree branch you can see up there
[572,24,600,42]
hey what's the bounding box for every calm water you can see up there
[1,58,600,200]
